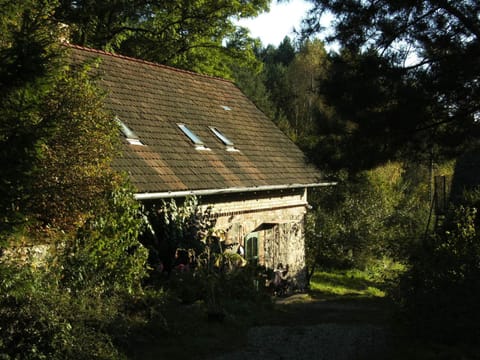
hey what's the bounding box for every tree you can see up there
[259,37,297,135]
[0,0,132,224]
[306,162,430,273]
[311,49,436,171]
[0,0,123,234]
[0,0,64,233]
[397,202,480,344]
[286,39,331,145]
[55,0,270,78]
[256,37,342,163]
[0,3,149,358]
[303,0,480,169]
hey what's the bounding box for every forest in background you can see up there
[1,0,480,358]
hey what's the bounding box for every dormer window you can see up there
[115,116,144,146]
[209,126,239,152]
[177,123,210,151]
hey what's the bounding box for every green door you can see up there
[245,232,259,264]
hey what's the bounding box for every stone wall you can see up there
[199,188,309,288]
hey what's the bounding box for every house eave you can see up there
[134,182,337,200]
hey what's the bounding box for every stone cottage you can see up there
[68,44,332,287]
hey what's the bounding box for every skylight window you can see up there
[177,123,210,151]
[221,105,232,111]
[209,126,239,152]
[115,116,144,146]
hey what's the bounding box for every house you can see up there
[68,44,333,287]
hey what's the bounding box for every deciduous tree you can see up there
[56,0,270,78]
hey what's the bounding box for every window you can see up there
[177,123,210,150]
[209,126,238,152]
[115,116,144,146]
[221,105,232,111]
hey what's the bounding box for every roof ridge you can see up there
[63,43,233,83]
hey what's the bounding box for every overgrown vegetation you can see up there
[0,3,148,358]
[396,192,480,344]
[2,0,480,358]
[143,197,271,310]
[305,162,432,276]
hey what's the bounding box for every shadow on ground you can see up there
[213,292,393,360]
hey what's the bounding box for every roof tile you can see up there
[68,45,323,193]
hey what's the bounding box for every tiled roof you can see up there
[68,45,324,194]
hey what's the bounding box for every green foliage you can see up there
[0,5,152,358]
[31,64,120,231]
[144,196,207,272]
[194,227,266,314]
[144,197,268,316]
[285,39,331,144]
[306,162,430,273]
[232,44,277,120]
[304,0,480,169]
[311,50,439,171]
[259,37,297,131]
[397,200,480,343]
[0,0,64,232]
[0,1,125,236]
[60,185,148,296]
[250,37,340,164]
[0,185,149,359]
[0,264,126,360]
[55,0,269,79]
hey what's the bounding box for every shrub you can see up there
[396,203,480,343]
[306,162,432,280]
[0,264,124,360]
[59,185,149,296]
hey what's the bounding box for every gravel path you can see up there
[214,295,391,360]
[214,323,388,360]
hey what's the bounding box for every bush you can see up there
[307,163,429,272]
[396,203,480,343]
[0,264,125,360]
[59,186,149,296]
[0,184,150,359]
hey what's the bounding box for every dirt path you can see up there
[213,294,393,360]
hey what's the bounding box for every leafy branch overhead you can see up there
[302,0,480,168]
[55,0,270,78]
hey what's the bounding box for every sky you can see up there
[236,0,314,47]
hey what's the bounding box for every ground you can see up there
[128,270,479,360]
[213,294,393,360]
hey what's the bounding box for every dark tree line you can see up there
[302,0,480,170]
[293,0,480,347]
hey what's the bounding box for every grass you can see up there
[309,268,386,298]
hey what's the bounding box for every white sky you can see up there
[236,0,314,47]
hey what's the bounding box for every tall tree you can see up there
[0,0,140,238]
[55,0,270,78]
[0,0,148,298]
[303,0,480,168]
[0,0,63,232]
[286,39,331,144]
[260,36,297,135]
